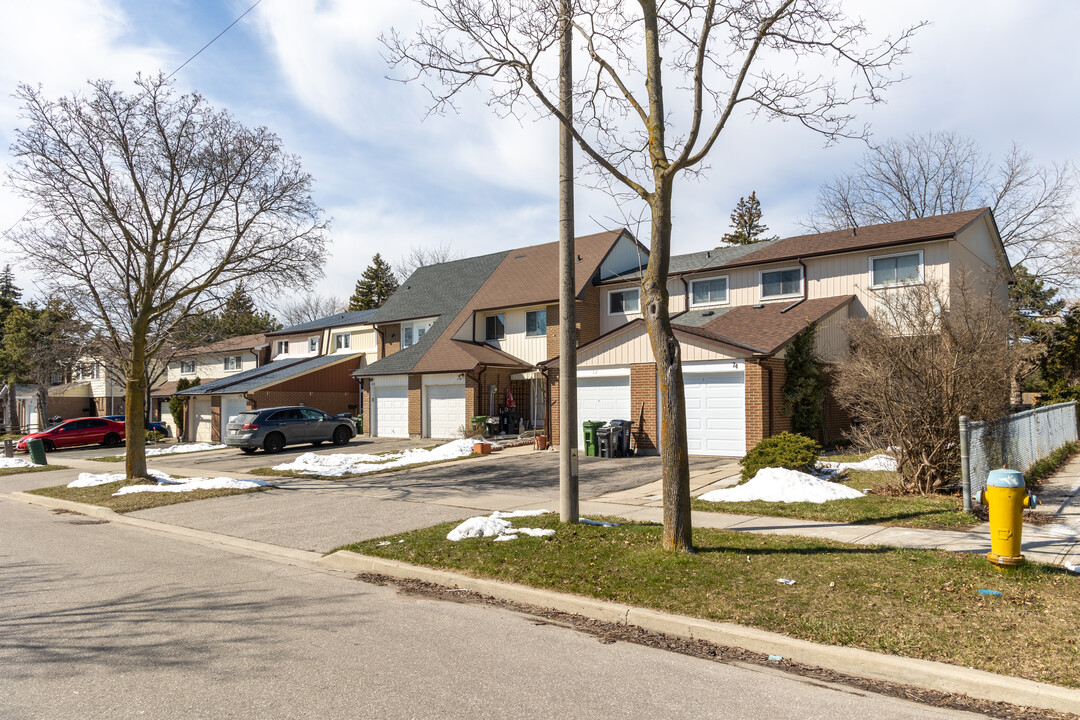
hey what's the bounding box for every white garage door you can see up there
[576,375,631,449]
[372,385,409,438]
[684,371,745,457]
[220,395,247,439]
[426,383,465,438]
[190,397,212,443]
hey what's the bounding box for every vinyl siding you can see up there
[578,323,742,367]
[479,305,550,365]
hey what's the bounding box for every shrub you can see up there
[145,430,165,444]
[740,432,821,480]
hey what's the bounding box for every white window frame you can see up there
[334,333,351,351]
[525,309,547,338]
[869,249,924,290]
[689,275,730,307]
[308,337,319,353]
[607,288,641,315]
[223,355,242,372]
[180,360,196,375]
[275,340,289,355]
[758,265,804,301]
[485,314,506,341]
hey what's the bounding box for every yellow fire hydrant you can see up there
[975,468,1037,569]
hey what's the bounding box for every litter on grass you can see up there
[777,578,796,586]
[768,655,784,661]
[579,518,619,527]
[697,467,865,504]
[817,454,898,473]
[977,589,1003,597]
[1065,563,1079,574]
[273,439,475,477]
[0,457,41,469]
[447,509,555,542]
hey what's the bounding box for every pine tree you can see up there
[350,254,399,311]
[1041,304,1080,404]
[781,323,825,437]
[721,191,778,245]
[217,285,281,338]
[0,264,21,328]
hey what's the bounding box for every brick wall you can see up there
[578,285,602,345]
[745,357,795,451]
[408,375,422,435]
[820,368,852,447]
[48,396,93,420]
[380,324,401,358]
[360,379,371,436]
[251,390,357,417]
[548,369,560,445]
[630,363,658,453]
[210,396,221,442]
[745,361,764,450]
[92,396,125,416]
[545,303,560,361]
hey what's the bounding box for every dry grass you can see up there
[27,478,270,513]
[0,464,68,477]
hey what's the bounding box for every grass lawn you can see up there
[89,444,226,463]
[28,478,271,513]
[344,515,1080,688]
[248,452,481,480]
[693,468,976,530]
[0,464,69,477]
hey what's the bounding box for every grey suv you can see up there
[224,406,357,454]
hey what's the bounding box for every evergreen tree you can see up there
[1041,304,1080,404]
[1009,265,1064,343]
[350,254,399,311]
[721,191,779,245]
[217,285,281,338]
[169,376,201,438]
[781,323,825,437]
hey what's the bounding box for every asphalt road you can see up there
[2,499,981,720]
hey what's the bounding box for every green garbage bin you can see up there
[27,438,47,466]
[582,421,604,457]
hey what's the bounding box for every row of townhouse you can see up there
[354,207,1011,457]
[167,207,1010,456]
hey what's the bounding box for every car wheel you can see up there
[102,433,121,447]
[332,426,350,446]
[42,439,55,452]
[240,447,257,455]
[264,433,285,454]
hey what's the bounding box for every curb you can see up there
[320,550,1080,716]
[8,491,322,565]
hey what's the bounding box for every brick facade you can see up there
[210,396,221,442]
[408,375,422,436]
[380,324,401,358]
[49,396,93,420]
[630,363,658,452]
[251,389,359,417]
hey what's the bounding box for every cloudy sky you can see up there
[1,0,1078,303]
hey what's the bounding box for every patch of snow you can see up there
[817,454,897,472]
[68,469,171,488]
[447,508,555,541]
[113,476,268,495]
[697,467,865,504]
[272,439,476,477]
[0,457,41,469]
[145,443,227,456]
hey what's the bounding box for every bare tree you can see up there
[7,75,328,480]
[835,276,1016,494]
[394,243,461,282]
[274,293,348,326]
[805,131,1080,288]
[386,0,922,551]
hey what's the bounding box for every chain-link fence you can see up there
[960,401,1078,507]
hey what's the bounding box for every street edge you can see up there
[320,549,1080,716]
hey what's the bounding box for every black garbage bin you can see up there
[605,420,633,456]
[597,427,613,458]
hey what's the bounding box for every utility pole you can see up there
[558,0,578,523]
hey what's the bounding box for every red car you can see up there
[17,417,126,452]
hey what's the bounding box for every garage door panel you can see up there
[427,383,465,438]
[576,375,630,449]
[373,386,409,438]
[683,370,744,457]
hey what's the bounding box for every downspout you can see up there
[765,361,774,437]
[680,277,689,311]
[780,258,808,314]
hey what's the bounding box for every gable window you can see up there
[401,325,413,348]
[334,333,351,350]
[223,355,242,372]
[308,337,319,353]
[401,319,435,349]
[870,250,923,289]
[760,267,802,300]
[526,309,547,337]
[275,340,289,355]
[609,288,640,314]
[485,314,506,341]
[690,277,728,306]
[180,360,196,375]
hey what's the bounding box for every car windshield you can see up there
[233,412,259,423]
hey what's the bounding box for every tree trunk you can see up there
[36,385,48,431]
[642,182,693,552]
[124,330,149,480]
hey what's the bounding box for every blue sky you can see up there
[1,0,1078,303]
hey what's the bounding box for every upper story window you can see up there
[609,288,640,314]
[690,276,728,306]
[759,267,802,300]
[180,360,196,375]
[223,355,242,372]
[870,250,923,289]
[308,337,319,353]
[401,319,435,349]
[334,333,351,351]
[526,309,547,337]
[275,340,289,355]
[76,362,102,381]
[485,314,506,341]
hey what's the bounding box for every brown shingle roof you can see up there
[180,333,267,357]
[676,295,855,355]
[723,208,990,270]
[412,340,532,374]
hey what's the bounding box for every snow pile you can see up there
[0,457,41,469]
[145,443,227,456]
[68,469,171,488]
[698,467,865,504]
[273,439,476,477]
[817,454,898,473]
[447,509,555,542]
